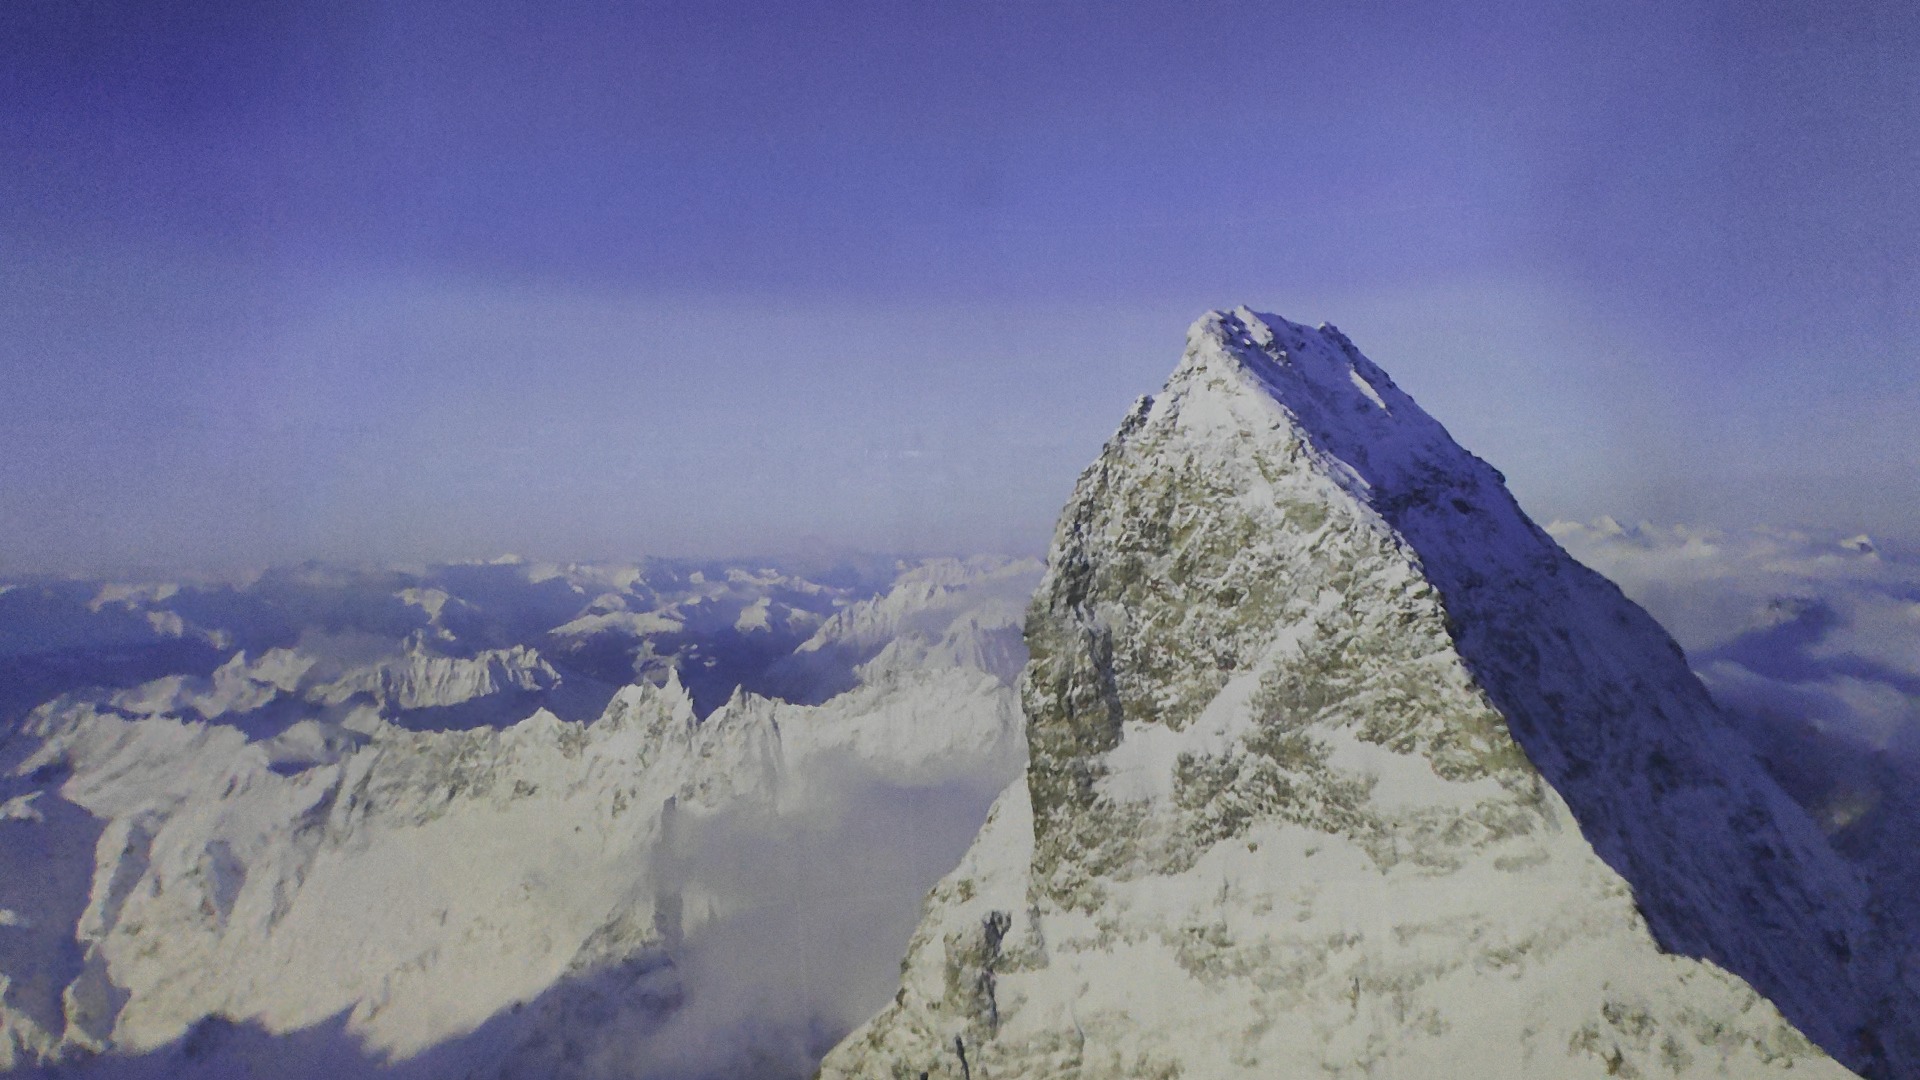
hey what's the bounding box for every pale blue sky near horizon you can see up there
[3,0,1916,574]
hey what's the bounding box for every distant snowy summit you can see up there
[824,309,1909,1078]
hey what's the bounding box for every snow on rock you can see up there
[823,308,1895,1079]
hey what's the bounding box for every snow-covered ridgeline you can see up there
[101,643,561,724]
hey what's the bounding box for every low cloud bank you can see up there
[626,759,1012,1080]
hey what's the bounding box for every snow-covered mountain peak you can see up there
[1171,307,1459,489]
[595,665,697,733]
[824,311,1906,1079]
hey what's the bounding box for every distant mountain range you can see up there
[0,553,1038,1077]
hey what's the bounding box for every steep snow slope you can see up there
[0,558,1039,1078]
[823,309,1900,1079]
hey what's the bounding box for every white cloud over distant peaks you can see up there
[1553,518,1920,758]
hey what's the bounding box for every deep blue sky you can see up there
[3,0,1916,573]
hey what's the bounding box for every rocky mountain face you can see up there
[0,556,1039,1078]
[822,310,1911,1078]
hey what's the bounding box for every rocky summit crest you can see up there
[821,310,1914,1079]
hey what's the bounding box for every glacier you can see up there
[822,309,1912,1078]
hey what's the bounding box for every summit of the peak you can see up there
[1182,307,1375,391]
[1187,306,1292,351]
[1159,306,1488,518]
[1188,306,1346,348]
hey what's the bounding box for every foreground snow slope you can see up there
[823,309,1903,1079]
[0,557,1038,1078]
